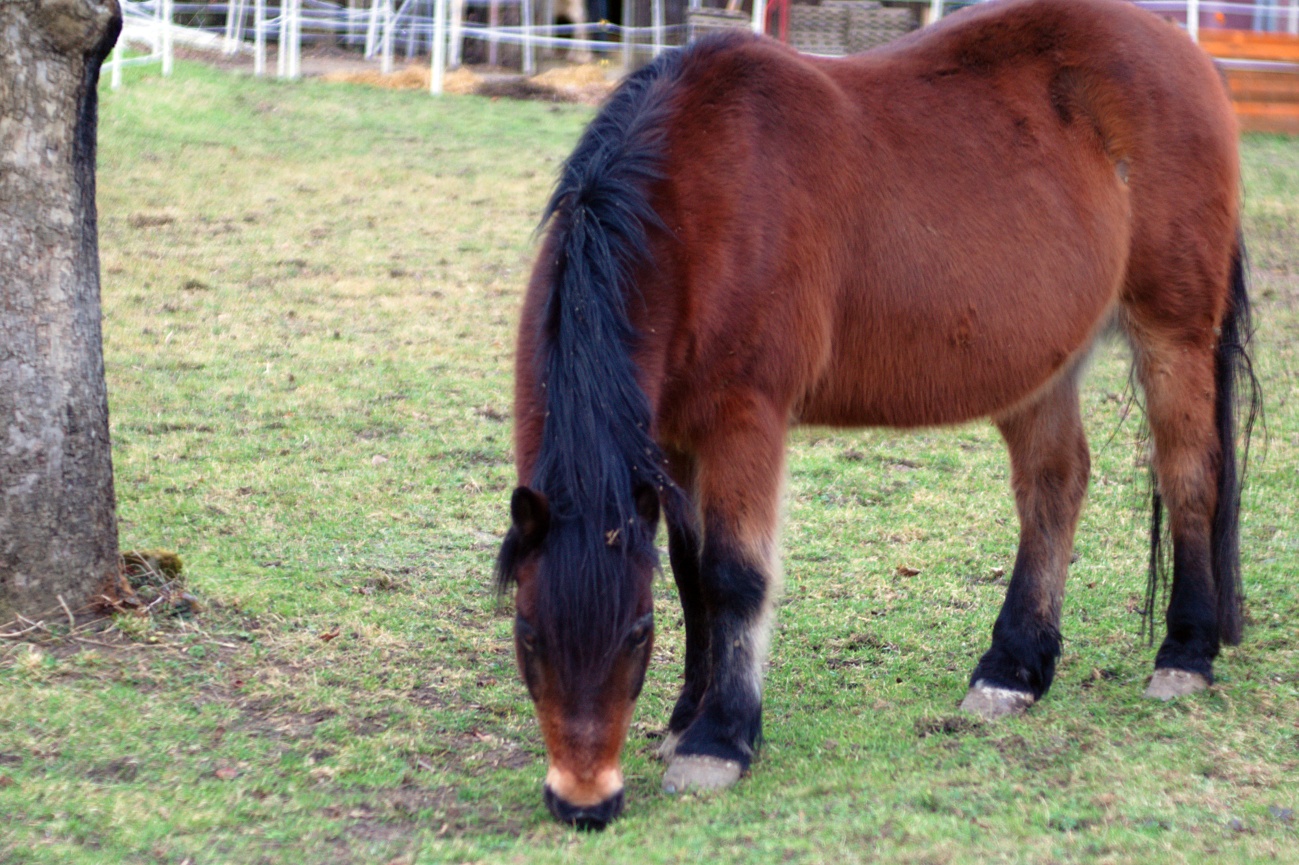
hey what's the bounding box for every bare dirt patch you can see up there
[322,783,528,843]
[410,729,539,776]
[86,757,141,783]
[914,715,983,738]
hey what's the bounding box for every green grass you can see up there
[2,61,1297,864]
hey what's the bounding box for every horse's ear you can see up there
[633,483,660,527]
[510,486,550,547]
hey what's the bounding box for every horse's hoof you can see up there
[1144,668,1209,701]
[657,731,681,762]
[662,755,743,795]
[959,679,1035,720]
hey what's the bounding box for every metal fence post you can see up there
[161,0,174,75]
[255,0,266,75]
[291,0,302,78]
[432,0,447,92]
[365,0,381,56]
[381,0,395,73]
[111,37,123,88]
[523,0,535,73]
[449,0,464,66]
[622,0,633,70]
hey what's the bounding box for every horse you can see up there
[496,0,1258,829]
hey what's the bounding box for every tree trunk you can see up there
[0,0,122,622]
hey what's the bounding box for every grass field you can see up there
[1,60,1297,864]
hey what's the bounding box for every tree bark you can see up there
[0,0,122,621]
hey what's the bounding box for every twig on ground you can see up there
[57,594,76,630]
[18,616,52,636]
[0,620,46,639]
[98,594,130,614]
[70,615,113,636]
[72,636,142,650]
[138,582,182,616]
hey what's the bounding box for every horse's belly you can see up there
[798,340,1088,428]
[797,271,1121,428]
[796,156,1129,427]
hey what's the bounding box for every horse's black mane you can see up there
[497,38,746,680]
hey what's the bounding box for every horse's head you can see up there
[498,483,661,829]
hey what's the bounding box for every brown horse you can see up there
[496,0,1257,828]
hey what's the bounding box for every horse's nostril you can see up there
[572,815,609,832]
[544,784,625,829]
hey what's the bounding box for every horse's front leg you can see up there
[658,450,710,761]
[963,372,1090,719]
[662,392,785,793]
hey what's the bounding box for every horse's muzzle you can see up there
[543,784,625,830]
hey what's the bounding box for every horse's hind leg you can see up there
[1131,331,1223,698]
[962,372,1090,719]
[661,391,784,793]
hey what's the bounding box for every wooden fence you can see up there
[1201,29,1299,134]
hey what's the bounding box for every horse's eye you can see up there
[516,616,538,653]
[626,613,653,651]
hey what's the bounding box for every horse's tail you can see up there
[1146,232,1259,646]
[1208,232,1260,645]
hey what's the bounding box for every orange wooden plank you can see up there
[1201,29,1299,63]
[1233,100,1299,134]
[1204,36,1299,132]
[1225,71,1299,103]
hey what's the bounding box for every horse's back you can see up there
[898,0,1239,330]
[642,0,1237,437]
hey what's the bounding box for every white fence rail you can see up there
[109,0,1299,96]
[112,0,692,92]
